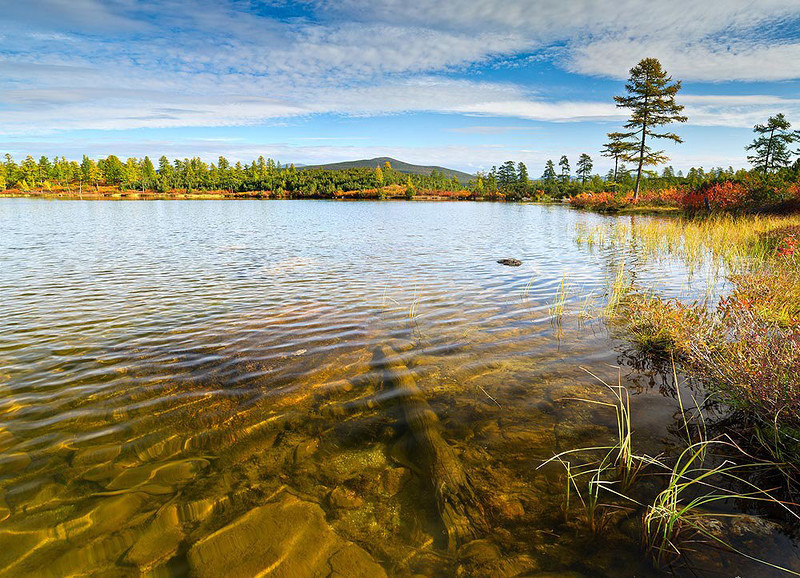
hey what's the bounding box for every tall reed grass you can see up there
[540,365,800,574]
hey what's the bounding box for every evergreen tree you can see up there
[485,172,498,196]
[558,155,570,184]
[53,156,73,191]
[158,156,173,191]
[123,157,140,190]
[576,154,593,185]
[38,156,52,185]
[517,162,529,185]
[614,58,687,198]
[21,156,39,188]
[542,160,557,183]
[218,156,232,192]
[497,160,517,187]
[746,114,799,173]
[142,156,156,191]
[101,155,125,185]
[473,175,485,197]
[4,154,19,188]
[405,176,416,199]
[80,156,100,191]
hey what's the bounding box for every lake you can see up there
[0,199,796,576]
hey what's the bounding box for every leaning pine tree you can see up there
[614,58,687,199]
[746,113,800,174]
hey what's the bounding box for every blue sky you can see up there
[1,0,800,175]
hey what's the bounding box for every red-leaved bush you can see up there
[572,179,800,213]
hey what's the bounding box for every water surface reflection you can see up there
[0,200,795,576]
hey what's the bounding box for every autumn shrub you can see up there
[573,176,800,214]
[637,186,685,207]
[569,191,632,211]
[619,252,800,463]
[675,181,747,212]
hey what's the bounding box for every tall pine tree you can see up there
[517,162,529,185]
[576,154,593,185]
[746,113,799,173]
[614,58,687,198]
[558,155,570,184]
[542,160,557,183]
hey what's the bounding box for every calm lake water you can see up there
[0,199,797,576]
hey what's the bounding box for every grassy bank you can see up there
[541,215,800,573]
[581,214,800,469]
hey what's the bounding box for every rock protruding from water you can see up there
[187,493,386,578]
[497,258,522,267]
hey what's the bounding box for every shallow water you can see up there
[0,199,797,576]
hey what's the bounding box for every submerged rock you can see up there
[48,530,138,577]
[125,506,184,570]
[187,493,385,578]
[488,494,525,521]
[293,438,320,464]
[458,539,501,564]
[327,543,385,578]
[379,467,410,497]
[497,258,522,267]
[106,458,208,494]
[327,486,364,510]
[72,444,121,468]
[0,528,46,574]
[51,492,147,545]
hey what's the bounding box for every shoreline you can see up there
[0,190,563,203]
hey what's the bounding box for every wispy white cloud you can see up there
[454,100,624,123]
[448,126,541,134]
[313,0,800,81]
[681,95,800,127]
[568,38,800,82]
[1,0,799,142]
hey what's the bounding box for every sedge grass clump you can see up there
[549,452,622,536]
[540,368,645,524]
[641,438,800,574]
[603,260,630,318]
[620,293,714,357]
[548,274,569,324]
[541,367,800,574]
[620,266,800,429]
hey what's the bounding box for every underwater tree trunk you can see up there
[375,345,488,551]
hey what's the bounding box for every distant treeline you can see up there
[2,153,782,201]
[474,157,768,200]
[0,155,463,198]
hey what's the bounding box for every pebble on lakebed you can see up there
[497,258,522,266]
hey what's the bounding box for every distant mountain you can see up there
[301,157,474,183]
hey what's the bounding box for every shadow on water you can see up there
[0,199,797,576]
